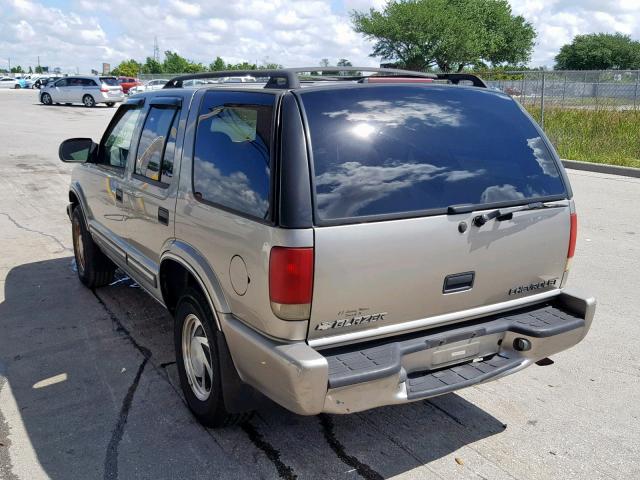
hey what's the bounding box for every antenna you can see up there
[153,36,160,62]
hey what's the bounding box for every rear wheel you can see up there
[41,93,52,105]
[174,288,251,427]
[14,84,20,89]
[71,206,115,288]
[82,95,95,108]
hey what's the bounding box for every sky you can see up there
[1,0,640,73]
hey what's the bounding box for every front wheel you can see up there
[41,92,52,105]
[71,206,115,288]
[174,288,251,427]
[82,94,95,108]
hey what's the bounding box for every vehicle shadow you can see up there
[0,257,507,479]
[33,103,116,108]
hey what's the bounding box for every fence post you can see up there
[635,70,639,110]
[540,71,545,129]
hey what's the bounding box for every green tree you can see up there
[554,33,640,70]
[226,61,257,70]
[319,58,330,67]
[352,0,535,72]
[140,57,163,74]
[337,58,352,66]
[10,65,24,73]
[112,59,142,77]
[209,56,226,71]
[28,66,33,74]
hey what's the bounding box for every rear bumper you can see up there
[222,290,595,415]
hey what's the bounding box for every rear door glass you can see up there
[299,86,567,222]
[192,91,274,220]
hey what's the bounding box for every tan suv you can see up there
[59,68,595,427]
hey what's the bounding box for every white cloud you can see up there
[2,1,640,73]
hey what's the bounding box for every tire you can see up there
[71,206,115,288]
[174,288,251,427]
[82,94,96,108]
[14,84,20,89]
[41,92,52,105]
[106,102,115,107]
[65,103,72,106]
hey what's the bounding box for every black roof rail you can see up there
[163,67,487,89]
[436,73,488,88]
[164,67,438,89]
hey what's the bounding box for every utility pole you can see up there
[8,57,10,72]
[153,36,160,62]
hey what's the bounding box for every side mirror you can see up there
[59,138,96,163]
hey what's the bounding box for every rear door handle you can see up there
[443,272,475,294]
[158,207,169,226]
[115,188,123,203]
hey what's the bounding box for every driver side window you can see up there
[99,108,141,169]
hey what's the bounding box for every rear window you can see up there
[300,86,566,222]
[100,77,119,86]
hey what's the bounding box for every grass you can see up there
[525,106,640,169]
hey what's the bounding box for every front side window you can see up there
[192,91,274,219]
[55,78,68,87]
[135,107,178,183]
[100,107,142,169]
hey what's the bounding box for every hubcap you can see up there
[84,96,93,106]
[182,314,213,401]
[72,219,85,275]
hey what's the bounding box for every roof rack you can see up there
[162,67,486,89]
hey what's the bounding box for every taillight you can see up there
[568,213,577,259]
[565,212,577,273]
[100,86,108,92]
[269,247,313,320]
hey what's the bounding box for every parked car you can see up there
[15,77,34,88]
[128,79,168,95]
[40,75,124,107]
[58,67,595,428]
[117,76,142,94]
[0,76,19,89]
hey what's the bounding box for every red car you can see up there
[117,76,141,94]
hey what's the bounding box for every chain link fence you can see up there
[480,70,640,127]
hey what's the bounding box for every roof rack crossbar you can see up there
[436,73,488,88]
[162,68,486,89]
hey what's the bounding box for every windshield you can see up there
[299,85,566,222]
[100,77,119,86]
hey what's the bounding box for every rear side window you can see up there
[299,86,567,222]
[100,77,119,86]
[135,107,178,184]
[81,78,97,87]
[193,91,274,220]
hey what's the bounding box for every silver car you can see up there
[58,67,595,428]
[40,75,124,107]
[0,76,19,89]
[128,79,169,95]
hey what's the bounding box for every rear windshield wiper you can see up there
[472,202,565,227]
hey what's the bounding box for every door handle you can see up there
[115,188,123,202]
[443,272,475,294]
[158,207,169,226]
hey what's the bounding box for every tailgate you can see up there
[297,85,572,345]
[309,205,570,343]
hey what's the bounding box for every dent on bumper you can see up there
[221,290,596,416]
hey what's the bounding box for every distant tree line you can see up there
[111,51,283,77]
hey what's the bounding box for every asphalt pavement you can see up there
[0,88,639,480]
